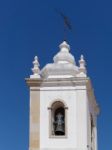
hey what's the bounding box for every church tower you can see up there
[26,41,99,150]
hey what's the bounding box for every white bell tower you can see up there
[26,41,99,150]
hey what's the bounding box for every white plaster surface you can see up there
[39,85,88,150]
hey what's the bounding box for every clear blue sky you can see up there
[0,0,111,149]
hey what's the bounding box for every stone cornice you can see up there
[25,76,100,116]
[25,77,89,87]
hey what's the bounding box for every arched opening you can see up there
[54,106,65,135]
[50,101,67,136]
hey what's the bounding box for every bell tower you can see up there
[26,41,99,150]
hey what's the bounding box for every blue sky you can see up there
[0,0,111,149]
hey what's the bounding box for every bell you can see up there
[55,113,64,135]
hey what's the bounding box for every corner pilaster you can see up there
[29,86,40,150]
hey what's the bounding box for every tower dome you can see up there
[53,41,75,64]
[41,41,79,79]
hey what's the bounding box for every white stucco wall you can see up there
[39,85,88,150]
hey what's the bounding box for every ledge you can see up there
[25,77,89,87]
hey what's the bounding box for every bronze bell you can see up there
[55,113,64,135]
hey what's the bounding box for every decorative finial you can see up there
[78,54,87,76]
[59,41,70,52]
[80,55,84,60]
[30,56,41,78]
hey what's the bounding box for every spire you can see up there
[30,56,41,78]
[78,55,87,76]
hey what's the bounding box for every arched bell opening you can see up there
[54,106,65,135]
[49,101,67,137]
